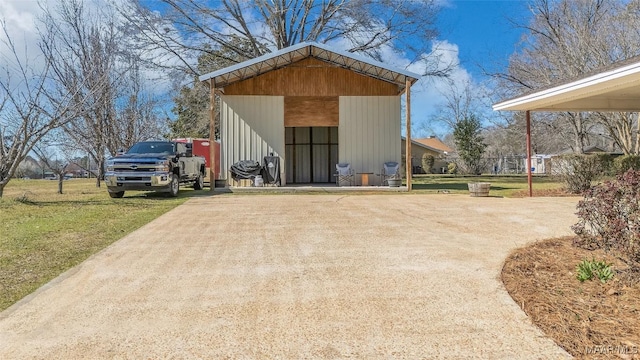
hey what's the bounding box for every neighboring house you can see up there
[199,42,419,186]
[401,136,451,174]
[15,156,42,179]
[557,145,609,155]
[413,136,454,154]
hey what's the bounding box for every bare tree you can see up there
[484,111,577,156]
[119,0,452,140]
[0,21,90,198]
[38,0,118,187]
[429,80,483,130]
[118,0,450,76]
[496,0,640,154]
[39,0,164,187]
[33,143,70,195]
[107,54,165,152]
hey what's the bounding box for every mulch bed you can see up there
[501,237,640,359]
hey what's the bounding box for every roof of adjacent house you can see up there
[413,137,453,153]
[492,55,640,112]
[198,42,421,91]
[557,145,622,155]
[401,137,452,154]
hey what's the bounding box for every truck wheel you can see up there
[109,191,125,198]
[193,173,204,190]
[168,174,179,197]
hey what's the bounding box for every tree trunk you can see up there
[0,182,5,198]
[58,177,64,194]
[95,159,104,188]
[636,113,640,155]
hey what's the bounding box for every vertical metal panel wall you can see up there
[220,95,285,184]
[339,96,401,183]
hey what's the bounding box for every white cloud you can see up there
[0,0,177,95]
[0,0,42,76]
[0,0,38,33]
[411,40,475,137]
[326,36,477,137]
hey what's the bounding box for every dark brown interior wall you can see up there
[284,96,338,127]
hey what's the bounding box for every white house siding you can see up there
[220,95,285,185]
[339,96,400,184]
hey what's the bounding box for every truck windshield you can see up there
[126,142,174,155]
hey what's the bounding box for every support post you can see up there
[209,79,217,192]
[405,79,412,191]
[526,110,532,197]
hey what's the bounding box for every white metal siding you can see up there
[220,95,285,184]
[339,96,401,184]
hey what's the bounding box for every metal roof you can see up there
[493,56,640,112]
[198,42,420,90]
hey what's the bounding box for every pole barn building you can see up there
[199,42,420,188]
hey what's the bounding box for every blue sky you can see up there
[437,0,530,80]
[406,0,532,137]
[0,0,534,137]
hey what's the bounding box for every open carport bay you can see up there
[0,194,578,358]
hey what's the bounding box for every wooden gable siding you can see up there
[284,96,338,127]
[223,58,399,96]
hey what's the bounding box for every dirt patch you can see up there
[511,187,574,197]
[502,237,640,359]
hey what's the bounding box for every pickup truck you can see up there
[104,141,206,198]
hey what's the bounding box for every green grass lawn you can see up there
[410,174,565,197]
[0,179,206,311]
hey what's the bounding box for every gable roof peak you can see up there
[199,42,420,91]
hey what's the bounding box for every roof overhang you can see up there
[199,42,420,91]
[493,59,640,112]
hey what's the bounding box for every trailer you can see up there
[172,138,220,181]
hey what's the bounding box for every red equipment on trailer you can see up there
[172,138,220,181]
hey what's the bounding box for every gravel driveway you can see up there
[0,194,579,359]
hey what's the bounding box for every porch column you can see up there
[405,79,412,191]
[526,110,532,197]
[209,79,217,192]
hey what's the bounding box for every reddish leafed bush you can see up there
[572,170,640,270]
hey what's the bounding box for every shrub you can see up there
[572,169,640,271]
[422,154,435,174]
[553,154,604,194]
[576,258,614,283]
[594,153,615,176]
[614,155,640,174]
[447,162,457,175]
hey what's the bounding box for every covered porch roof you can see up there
[493,55,640,112]
[198,42,420,92]
[492,55,640,197]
